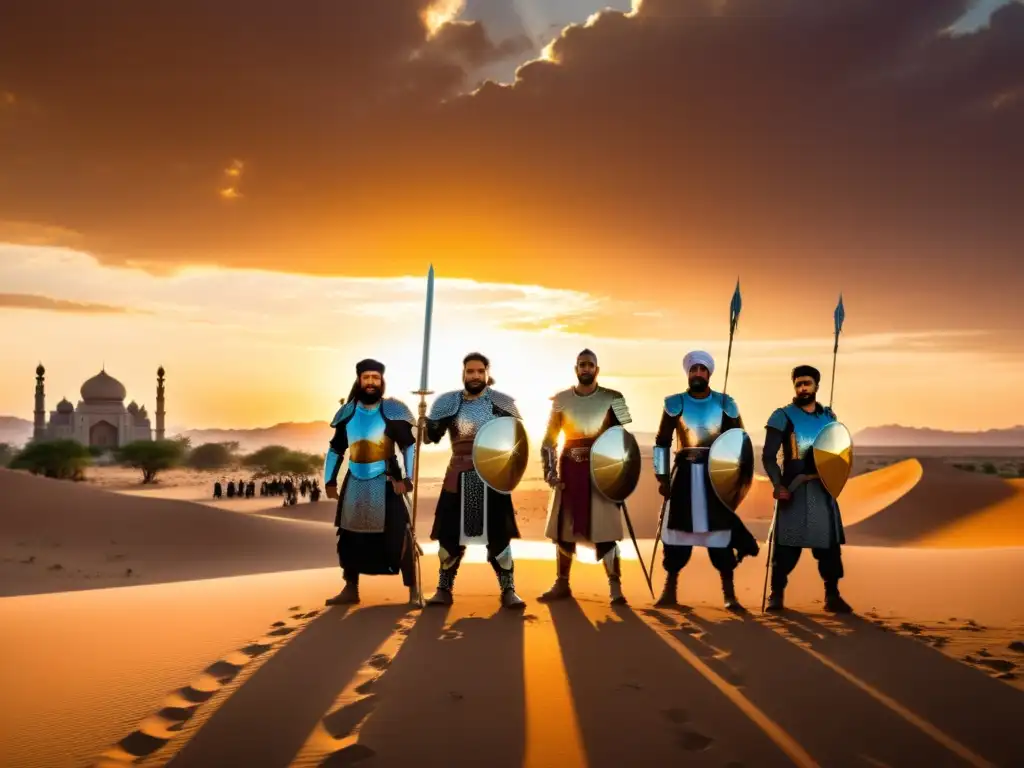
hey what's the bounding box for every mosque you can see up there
[32,364,166,449]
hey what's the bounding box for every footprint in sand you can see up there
[367,653,391,671]
[662,707,689,724]
[1009,641,1024,654]
[676,730,715,751]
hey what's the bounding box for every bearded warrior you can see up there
[653,350,760,610]
[323,359,418,607]
[762,365,852,613]
[538,349,632,604]
[422,352,526,609]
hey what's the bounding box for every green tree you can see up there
[0,442,14,468]
[243,445,321,477]
[186,442,237,470]
[10,439,92,480]
[116,439,187,483]
[982,461,997,475]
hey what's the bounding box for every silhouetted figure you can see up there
[227,481,236,498]
[213,481,222,499]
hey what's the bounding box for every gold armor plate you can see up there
[472,416,529,494]
[708,427,755,511]
[590,425,641,503]
[813,421,854,498]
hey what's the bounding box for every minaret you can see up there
[33,363,46,441]
[155,366,166,440]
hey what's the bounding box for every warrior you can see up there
[653,350,760,610]
[213,480,222,499]
[538,349,633,604]
[422,352,526,609]
[323,359,419,607]
[762,365,852,613]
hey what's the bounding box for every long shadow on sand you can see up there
[547,599,794,767]
[670,607,1021,767]
[775,612,1024,766]
[350,604,528,768]
[166,604,411,768]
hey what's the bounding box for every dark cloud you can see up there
[0,293,137,314]
[0,0,1022,336]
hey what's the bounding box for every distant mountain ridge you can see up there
[852,424,1024,447]
[2,414,1022,450]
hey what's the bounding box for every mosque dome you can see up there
[36,363,45,376]
[157,366,165,377]
[56,397,74,414]
[80,369,127,402]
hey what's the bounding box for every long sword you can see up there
[407,264,435,608]
[620,500,655,599]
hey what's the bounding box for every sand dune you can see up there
[2,553,1022,768]
[846,459,1024,547]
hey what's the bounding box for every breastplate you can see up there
[450,395,494,442]
[346,405,392,477]
[784,405,832,462]
[675,393,724,449]
[560,390,613,441]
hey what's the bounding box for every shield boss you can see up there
[813,421,854,498]
[708,427,755,511]
[472,417,529,494]
[590,426,642,503]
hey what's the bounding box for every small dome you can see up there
[157,366,165,377]
[56,397,74,414]
[127,400,139,414]
[36,363,45,376]
[80,369,127,402]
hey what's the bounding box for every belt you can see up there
[675,447,710,464]
[562,446,591,463]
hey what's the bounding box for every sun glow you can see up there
[422,0,466,38]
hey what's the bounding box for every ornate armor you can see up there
[541,386,630,478]
[654,391,738,475]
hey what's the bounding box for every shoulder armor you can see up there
[664,393,684,418]
[766,406,790,432]
[330,400,356,428]
[720,392,739,419]
[489,389,521,418]
[823,405,837,421]
[381,398,415,425]
[550,388,573,412]
[603,387,632,425]
[428,390,462,421]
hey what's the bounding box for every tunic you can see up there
[763,402,846,549]
[424,388,522,550]
[324,398,416,576]
[540,385,631,545]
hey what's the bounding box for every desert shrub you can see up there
[981,462,997,474]
[186,442,237,470]
[243,445,321,477]
[116,439,188,483]
[0,442,14,467]
[10,439,92,479]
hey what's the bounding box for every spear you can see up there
[407,264,435,608]
[829,293,845,408]
[721,278,742,398]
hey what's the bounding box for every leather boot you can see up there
[721,572,742,611]
[538,548,573,602]
[824,582,852,613]
[603,546,627,605]
[765,588,785,612]
[426,564,456,606]
[326,580,359,606]
[654,571,678,607]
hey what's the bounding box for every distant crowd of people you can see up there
[212,476,321,505]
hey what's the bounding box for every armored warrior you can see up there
[653,350,759,610]
[422,352,526,609]
[538,349,632,604]
[762,365,852,613]
[323,359,419,607]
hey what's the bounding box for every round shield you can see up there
[472,417,529,494]
[708,428,755,511]
[813,421,854,498]
[590,426,642,503]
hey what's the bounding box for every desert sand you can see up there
[1,458,1023,768]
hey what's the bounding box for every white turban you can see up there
[683,350,715,376]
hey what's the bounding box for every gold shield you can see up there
[813,421,854,498]
[472,417,529,494]
[590,426,642,503]
[708,428,755,511]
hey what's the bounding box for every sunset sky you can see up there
[1,1,1022,437]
